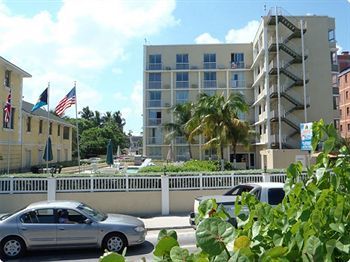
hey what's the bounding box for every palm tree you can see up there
[163,102,194,159]
[187,92,251,163]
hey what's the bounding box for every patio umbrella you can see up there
[43,136,53,161]
[106,139,114,166]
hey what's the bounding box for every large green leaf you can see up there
[198,199,218,217]
[196,217,235,255]
[303,236,321,257]
[153,236,179,257]
[99,251,125,262]
[329,223,345,234]
[158,229,178,241]
[323,137,335,155]
[234,236,251,252]
[170,246,191,262]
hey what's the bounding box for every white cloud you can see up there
[113,92,128,101]
[0,0,177,131]
[337,44,343,54]
[195,33,221,44]
[121,81,143,131]
[225,20,260,43]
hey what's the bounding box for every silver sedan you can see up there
[0,200,146,259]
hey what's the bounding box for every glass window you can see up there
[176,91,189,104]
[333,96,339,110]
[175,146,190,161]
[148,73,161,89]
[268,188,285,205]
[176,72,189,88]
[49,122,53,135]
[148,147,162,158]
[4,70,11,87]
[39,120,43,134]
[176,54,189,69]
[149,54,162,70]
[57,209,87,224]
[328,29,335,42]
[77,203,106,222]
[63,126,70,139]
[148,110,161,125]
[203,53,216,69]
[57,124,61,136]
[231,53,245,68]
[204,72,216,81]
[231,72,245,88]
[26,116,31,132]
[148,91,161,107]
[3,108,15,129]
[21,209,55,224]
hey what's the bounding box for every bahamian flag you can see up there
[31,88,48,112]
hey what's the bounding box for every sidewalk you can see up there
[140,214,192,231]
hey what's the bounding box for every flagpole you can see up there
[46,82,50,175]
[74,81,81,173]
[6,90,11,174]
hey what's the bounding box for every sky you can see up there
[1,0,349,135]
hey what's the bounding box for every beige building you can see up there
[0,56,73,173]
[143,8,338,169]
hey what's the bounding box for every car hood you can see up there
[196,195,238,204]
[102,213,144,227]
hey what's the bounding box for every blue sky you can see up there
[1,0,349,135]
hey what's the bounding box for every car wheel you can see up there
[103,233,127,253]
[1,236,26,259]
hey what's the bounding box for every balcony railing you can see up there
[203,62,216,69]
[176,81,189,89]
[148,82,162,89]
[148,100,161,107]
[148,63,162,70]
[148,119,161,126]
[203,80,217,88]
[231,80,247,88]
[176,63,189,70]
[230,61,245,69]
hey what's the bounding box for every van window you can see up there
[268,188,285,205]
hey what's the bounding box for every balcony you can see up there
[148,118,161,126]
[147,137,163,145]
[255,88,267,102]
[148,82,161,89]
[230,61,245,69]
[203,80,217,88]
[270,134,287,144]
[203,62,216,69]
[231,80,247,88]
[176,81,189,89]
[148,63,162,70]
[148,100,161,107]
[176,63,189,70]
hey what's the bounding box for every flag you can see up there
[31,88,48,112]
[55,87,76,116]
[4,90,11,123]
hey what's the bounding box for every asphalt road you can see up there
[7,228,196,262]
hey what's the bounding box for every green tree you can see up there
[163,102,194,159]
[79,106,94,120]
[187,93,250,162]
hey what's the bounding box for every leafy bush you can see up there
[151,120,350,261]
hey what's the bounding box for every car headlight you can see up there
[134,226,145,232]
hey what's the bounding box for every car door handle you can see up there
[20,227,27,231]
[58,227,65,230]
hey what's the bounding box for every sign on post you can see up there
[300,122,313,151]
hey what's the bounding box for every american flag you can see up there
[55,87,76,117]
[4,90,11,123]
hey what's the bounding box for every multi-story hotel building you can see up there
[0,56,73,173]
[339,68,350,138]
[143,8,338,169]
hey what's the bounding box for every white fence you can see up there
[0,173,291,194]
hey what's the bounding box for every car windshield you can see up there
[224,185,254,196]
[77,203,107,222]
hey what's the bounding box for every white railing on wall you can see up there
[0,173,289,194]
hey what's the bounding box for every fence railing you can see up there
[0,173,294,194]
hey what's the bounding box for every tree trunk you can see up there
[232,142,237,169]
[220,144,224,171]
[188,143,192,159]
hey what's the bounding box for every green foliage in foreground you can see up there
[105,120,350,261]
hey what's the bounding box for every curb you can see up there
[146,225,193,231]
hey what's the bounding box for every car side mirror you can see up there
[84,218,92,224]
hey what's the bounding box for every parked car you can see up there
[189,182,285,227]
[0,200,146,259]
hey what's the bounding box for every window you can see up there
[176,54,189,69]
[333,96,339,110]
[57,124,61,136]
[176,91,189,104]
[148,73,161,89]
[49,122,53,135]
[26,116,31,132]
[39,120,43,134]
[176,72,189,88]
[231,72,245,88]
[148,91,161,107]
[346,91,349,100]
[203,53,216,69]
[149,54,162,70]
[334,119,339,130]
[348,124,350,132]
[268,188,285,205]
[63,126,70,140]
[148,147,162,158]
[203,72,216,88]
[340,109,342,117]
[4,70,11,87]
[57,209,87,224]
[20,209,55,224]
[328,29,335,42]
[340,125,343,132]
[347,107,349,116]
[3,108,14,129]
[175,146,190,161]
[346,74,348,83]
[148,110,161,125]
[231,53,245,68]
